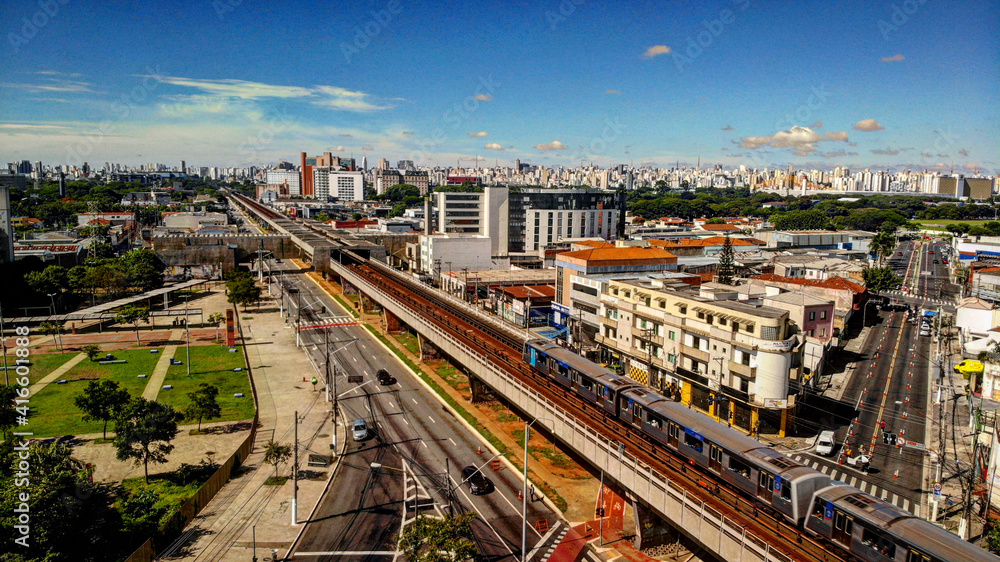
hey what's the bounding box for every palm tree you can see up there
[870,230,897,266]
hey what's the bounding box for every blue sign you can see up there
[825,502,834,520]
[530,349,537,366]
[684,428,704,441]
[627,398,633,411]
[604,385,610,398]
[773,475,782,493]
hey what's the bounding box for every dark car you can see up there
[933,259,939,264]
[461,465,493,495]
[376,369,394,385]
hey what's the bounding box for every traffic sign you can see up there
[934,482,942,496]
[898,438,907,447]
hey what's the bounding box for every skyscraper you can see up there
[0,184,13,263]
[362,156,368,171]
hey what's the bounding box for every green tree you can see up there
[861,266,903,293]
[945,222,971,235]
[113,398,180,483]
[119,248,165,292]
[770,209,832,230]
[25,265,69,295]
[183,383,221,432]
[39,321,66,352]
[74,379,131,439]
[985,520,1000,555]
[117,487,168,540]
[88,241,115,260]
[0,384,18,440]
[262,440,292,477]
[207,312,226,341]
[716,235,736,285]
[869,230,897,266]
[227,275,261,310]
[351,212,363,221]
[115,305,150,345]
[969,225,992,237]
[398,513,479,562]
[82,343,102,362]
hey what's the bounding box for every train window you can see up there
[580,378,593,392]
[668,424,678,439]
[811,499,825,519]
[906,551,930,562]
[683,433,704,453]
[781,481,791,501]
[647,415,661,430]
[728,457,751,479]
[709,446,722,463]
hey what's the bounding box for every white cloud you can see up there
[3,79,94,93]
[468,131,488,137]
[362,145,374,151]
[810,121,823,128]
[136,75,392,112]
[485,143,503,150]
[722,125,734,131]
[960,149,969,157]
[824,131,849,142]
[534,140,567,151]
[606,89,622,95]
[642,45,671,58]
[871,148,900,155]
[739,135,773,149]
[0,123,70,130]
[475,93,492,101]
[341,133,353,138]
[881,54,905,63]
[739,126,830,156]
[854,119,885,131]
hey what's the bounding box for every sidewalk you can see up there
[156,292,345,561]
[140,331,182,400]
[27,352,87,396]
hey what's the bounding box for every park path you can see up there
[141,329,185,401]
[27,353,88,395]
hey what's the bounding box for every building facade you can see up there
[597,279,800,436]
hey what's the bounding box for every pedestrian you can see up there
[880,420,886,431]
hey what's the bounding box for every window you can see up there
[710,446,723,463]
[718,318,727,326]
[683,433,704,453]
[667,353,676,363]
[729,457,751,479]
[697,311,705,319]
[819,328,826,337]
[821,310,828,319]
[811,498,825,519]
[648,416,662,430]
[669,331,676,340]
[809,311,816,321]
[781,481,792,501]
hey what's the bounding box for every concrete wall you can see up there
[152,234,295,272]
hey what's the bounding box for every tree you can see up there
[207,312,226,341]
[969,225,992,237]
[869,230,897,266]
[25,264,69,296]
[82,343,102,362]
[227,276,261,310]
[113,398,180,483]
[89,241,115,260]
[117,487,168,540]
[398,513,479,562]
[183,383,221,432]
[716,235,736,285]
[119,248,165,292]
[0,384,18,440]
[351,212,363,221]
[116,305,150,345]
[770,209,832,231]
[861,266,903,293]
[262,440,292,477]
[39,321,65,352]
[74,379,131,440]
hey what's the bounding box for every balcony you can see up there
[680,343,710,363]
[728,361,756,378]
[634,331,664,346]
[600,316,618,328]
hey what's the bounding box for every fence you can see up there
[123,307,260,562]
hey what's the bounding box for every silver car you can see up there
[352,419,369,441]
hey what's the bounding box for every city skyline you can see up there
[1,0,997,173]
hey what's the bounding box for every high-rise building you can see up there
[362,156,368,171]
[397,160,415,171]
[378,158,389,170]
[0,183,13,263]
[180,160,186,174]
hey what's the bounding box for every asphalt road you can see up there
[264,261,558,561]
[796,238,955,514]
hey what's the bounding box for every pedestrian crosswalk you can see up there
[791,454,919,517]
[536,521,567,562]
[881,290,953,306]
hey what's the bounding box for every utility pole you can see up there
[0,301,8,385]
[184,295,191,377]
[292,410,299,525]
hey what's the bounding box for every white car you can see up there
[816,430,836,456]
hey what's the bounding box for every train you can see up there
[522,339,996,562]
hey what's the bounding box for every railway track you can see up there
[231,195,842,560]
[346,260,842,562]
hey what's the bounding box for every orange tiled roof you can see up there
[500,285,557,299]
[700,223,741,231]
[751,273,866,294]
[648,237,759,249]
[574,240,615,249]
[559,247,677,262]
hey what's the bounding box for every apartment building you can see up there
[553,246,678,346]
[747,273,867,334]
[430,186,619,257]
[762,291,836,383]
[598,279,800,436]
[313,169,364,201]
[375,169,430,195]
[264,170,301,196]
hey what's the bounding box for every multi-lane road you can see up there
[264,261,561,561]
[791,238,957,517]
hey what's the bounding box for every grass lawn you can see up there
[3,351,81,385]
[392,332,420,356]
[915,219,993,231]
[120,461,217,508]
[156,345,254,425]
[28,348,164,438]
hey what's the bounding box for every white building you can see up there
[418,234,494,276]
[265,170,301,196]
[314,169,364,201]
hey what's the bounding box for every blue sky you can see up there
[1,0,997,173]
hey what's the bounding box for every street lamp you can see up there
[522,419,552,562]
[46,293,57,315]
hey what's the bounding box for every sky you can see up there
[1,0,998,173]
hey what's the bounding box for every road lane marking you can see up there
[402,418,409,425]
[891,493,898,505]
[448,438,456,446]
[903,499,910,512]
[850,477,857,487]
[421,441,427,448]
[412,398,418,404]
[428,416,436,424]
[389,401,395,408]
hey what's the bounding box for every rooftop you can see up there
[751,273,867,294]
[557,246,677,262]
[764,291,835,306]
[612,279,788,318]
[499,285,557,299]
